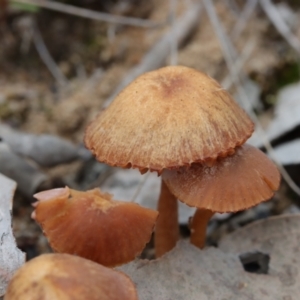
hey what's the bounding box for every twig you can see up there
[11,0,164,28]
[203,0,300,196]
[224,0,241,18]
[169,0,178,65]
[260,0,300,55]
[32,21,68,87]
[231,0,258,41]
[221,39,255,90]
[103,2,202,108]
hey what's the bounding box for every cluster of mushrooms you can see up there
[5,66,280,299]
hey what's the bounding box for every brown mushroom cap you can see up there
[85,66,254,173]
[162,144,280,212]
[4,253,138,300]
[33,187,158,267]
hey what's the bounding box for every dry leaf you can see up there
[0,123,90,167]
[0,173,25,297]
[0,143,47,198]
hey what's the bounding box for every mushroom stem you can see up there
[155,180,179,257]
[190,208,214,249]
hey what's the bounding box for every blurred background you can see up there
[1,0,300,260]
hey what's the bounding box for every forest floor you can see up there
[1,0,300,260]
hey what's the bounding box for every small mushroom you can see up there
[85,66,253,172]
[163,144,281,248]
[84,66,254,257]
[4,253,138,300]
[32,187,158,267]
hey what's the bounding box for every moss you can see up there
[0,102,11,119]
[276,61,300,89]
[255,60,300,108]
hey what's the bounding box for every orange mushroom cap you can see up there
[4,253,138,300]
[162,144,280,213]
[85,66,254,173]
[33,187,158,267]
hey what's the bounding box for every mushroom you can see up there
[4,253,138,300]
[84,66,254,257]
[163,144,281,248]
[32,187,158,267]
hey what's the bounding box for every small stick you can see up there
[231,0,258,41]
[221,39,255,90]
[11,0,163,28]
[32,21,68,87]
[169,0,178,66]
[260,0,300,55]
[224,0,241,17]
